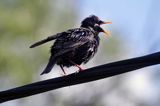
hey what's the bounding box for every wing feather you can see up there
[51,28,93,57]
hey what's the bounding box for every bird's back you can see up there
[49,28,99,67]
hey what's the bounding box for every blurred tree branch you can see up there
[1,51,160,103]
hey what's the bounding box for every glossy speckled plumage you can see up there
[52,27,100,67]
[30,15,110,75]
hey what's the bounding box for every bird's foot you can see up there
[76,65,85,73]
[78,67,85,72]
[60,73,67,76]
[68,60,85,72]
[60,65,67,76]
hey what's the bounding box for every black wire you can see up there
[1,51,160,103]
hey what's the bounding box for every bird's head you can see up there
[81,15,111,36]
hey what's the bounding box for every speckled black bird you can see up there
[30,15,111,75]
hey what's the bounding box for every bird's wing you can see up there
[52,28,93,57]
[30,33,61,48]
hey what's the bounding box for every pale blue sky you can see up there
[77,0,160,104]
[78,0,160,55]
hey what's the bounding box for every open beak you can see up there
[100,21,112,36]
[103,30,110,36]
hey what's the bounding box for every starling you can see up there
[30,15,111,75]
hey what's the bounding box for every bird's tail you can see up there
[30,34,59,48]
[40,56,56,75]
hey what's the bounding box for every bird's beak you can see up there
[103,30,110,36]
[100,21,112,36]
[101,21,112,24]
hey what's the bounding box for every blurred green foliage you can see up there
[0,0,77,84]
[0,1,125,105]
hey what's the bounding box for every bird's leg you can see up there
[60,65,66,75]
[69,60,84,72]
